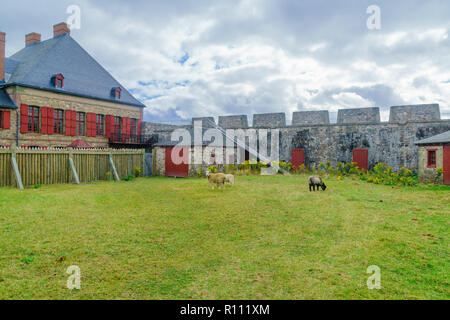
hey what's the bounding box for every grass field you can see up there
[0,175,448,299]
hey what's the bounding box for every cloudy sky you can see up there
[1,0,450,124]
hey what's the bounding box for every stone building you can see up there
[415,130,450,185]
[0,23,145,148]
[145,105,450,176]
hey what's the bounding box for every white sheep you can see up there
[206,171,227,190]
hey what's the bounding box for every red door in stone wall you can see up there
[443,145,450,185]
[352,149,368,171]
[165,146,189,177]
[292,148,305,169]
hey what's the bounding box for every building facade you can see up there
[0,23,145,148]
[145,105,450,176]
[416,130,450,185]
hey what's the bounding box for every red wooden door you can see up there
[292,148,305,169]
[443,145,450,185]
[352,149,368,170]
[165,146,189,177]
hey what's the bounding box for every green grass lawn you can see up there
[0,175,448,299]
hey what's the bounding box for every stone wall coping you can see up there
[144,119,450,132]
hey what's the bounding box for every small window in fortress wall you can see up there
[427,149,437,168]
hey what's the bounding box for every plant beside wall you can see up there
[135,167,142,177]
[435,167,444,184]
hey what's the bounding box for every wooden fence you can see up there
[0,146,145,188]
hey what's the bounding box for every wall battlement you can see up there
[192,117,215,128]
[389,104,440,123]
[292,110,330,125]
[337,107,380,124]
[188,104,442,129]
[218,115,248,128]
[253,113,286,128]
[143,103,450,172]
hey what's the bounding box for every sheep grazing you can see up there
[309,176,327,191]
[206,171,227,190]
[224,174,235,186]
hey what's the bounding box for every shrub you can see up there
[362,163,418,186]
[123,174,135,181]
[208,165,218,173]
[135,167,142,177]
[435,167,444,184]
[106,171,112,181]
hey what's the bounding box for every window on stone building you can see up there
[28,106,40,133]
[76,112,86,136]
[114,116,121,135]
[427,149,437,168]
[130,118,137,136]
[96,114,104,136]
[54,109,64,134]
[53,74,64,89]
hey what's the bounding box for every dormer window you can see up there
[111,87,122,99]
[52,74,64,88]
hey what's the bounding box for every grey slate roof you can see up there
[2,34,145,108]
[0,88,17,109]
[415,130,450,145]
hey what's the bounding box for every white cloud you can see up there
[1,0,450,122]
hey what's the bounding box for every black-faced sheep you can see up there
[309,176,327,191]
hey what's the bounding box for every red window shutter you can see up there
[41,107,48,134]
[65,110,72,136]
[71,110,77,136]
[86,112,95,137]
[122,117,127,136]
[137,119,142,139]
[20,104,29,133]
[127,118,132,135]
[47,107,54,134]
[105,115,113,138]
[2,111,10,129]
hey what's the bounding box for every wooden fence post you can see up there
[10,145,24,190]
[109,149,120,181]
[68,148,80,185]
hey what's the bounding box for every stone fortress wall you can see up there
[143,104,450,171]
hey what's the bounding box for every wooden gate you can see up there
[352,149,368,170]
[443,145,450,185]
[292,148,305,169]
[165,146,189,177]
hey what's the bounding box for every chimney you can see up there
[53,22,70,37]
[26,32,41,46]
[0,32,5,82]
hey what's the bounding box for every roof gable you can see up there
[416,130,450,145]
[4,34,145,108]
[0,88,17,109]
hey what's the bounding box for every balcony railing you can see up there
[109,133,158,145]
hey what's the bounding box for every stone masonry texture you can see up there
[389,104,440,123]
[144,105,450,172]
[292,110,330,125]
[218,115,248,128]
[0,86,143,148]
[253,113,286,128]
[337,107,380,124]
